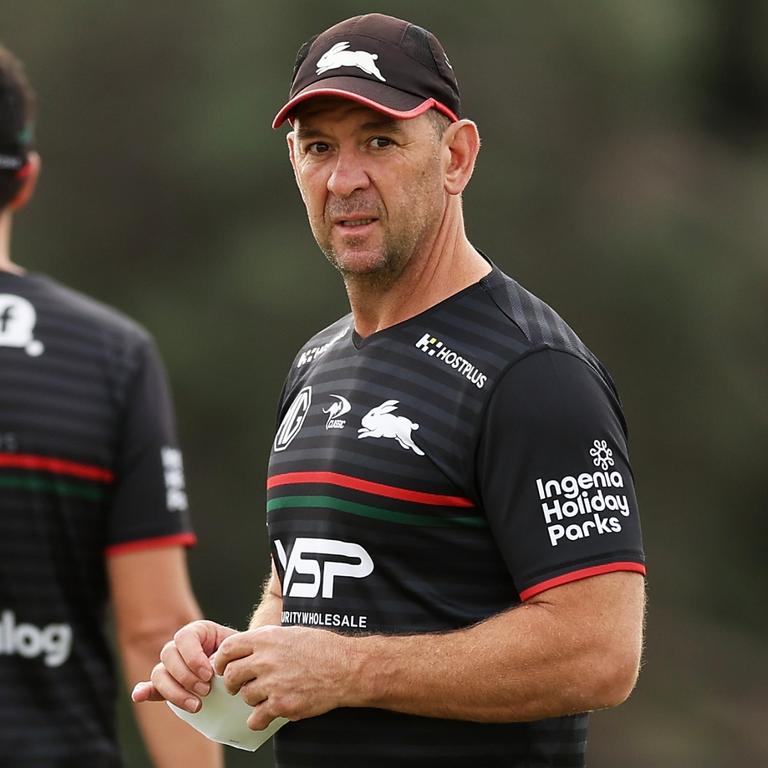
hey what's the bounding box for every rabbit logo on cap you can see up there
[316,42,386,82]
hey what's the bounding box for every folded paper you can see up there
[167,675,289,751]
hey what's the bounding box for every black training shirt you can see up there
[0,272,195,766]
[266,262,644,767]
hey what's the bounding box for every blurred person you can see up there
[133,13,646,767]
[0,46,222,767]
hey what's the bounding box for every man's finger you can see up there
[213,629,259,674]
[239,677,269,708]
[172,621,223,682]
[159,639,211,696]
[247,699,278,732]
[149,663,204,713]
[220,655,260,695]
[131,680,161,703]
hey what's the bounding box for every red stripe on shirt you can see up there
[0,453,115,483]
[519,561,647,601]
[104,532,197,557]
[267,471,475,508]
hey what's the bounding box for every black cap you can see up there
[272,13,461,129]
[0,46,33,176]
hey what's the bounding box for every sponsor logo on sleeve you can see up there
[537,440,631,547]
[415,333,486,389]
[590,439,615,470]
[0,294,44,356]
[161,447,188,512]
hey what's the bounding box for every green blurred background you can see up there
[2,1,767,766]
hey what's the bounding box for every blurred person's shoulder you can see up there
[1,270,164,388]
[13,270,154,346]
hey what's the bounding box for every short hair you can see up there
[426,108,451,140]
[0,46,35,209]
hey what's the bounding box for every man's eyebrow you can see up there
[294,117,405,140]
[360,117,404,134]
[294,125,328,141]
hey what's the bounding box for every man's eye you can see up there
[369,137,393,149]
[306,142,331,155]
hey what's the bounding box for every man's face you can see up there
[288,98,447,287]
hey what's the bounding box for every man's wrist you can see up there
[339,634,393,710]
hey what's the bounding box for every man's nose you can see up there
[327,148,370,197]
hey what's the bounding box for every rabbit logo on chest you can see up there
[358,400,424,455]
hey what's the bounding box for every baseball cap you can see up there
[272,13,461,129]
[0,46,34,176]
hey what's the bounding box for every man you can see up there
[0,47,221,767]
[133,13,646,767]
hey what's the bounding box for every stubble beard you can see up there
[321,226,414,291]
[315,161,444,292]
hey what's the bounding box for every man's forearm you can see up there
[122,635,223,767]
[108,547,223,765]
[339,572,644,722]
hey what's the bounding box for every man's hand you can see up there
[131,619,237,713]
[213,625,352,731]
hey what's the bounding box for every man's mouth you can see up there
[338,218,377,228]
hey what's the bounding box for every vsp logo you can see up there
[316,42,386,82]
[0,294,44,356]
[274,386,312,452]
[0,610,72,668]
[274,538,374,599]
[358,400,424,456]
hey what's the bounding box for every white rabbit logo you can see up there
[316,42,386,82]
[358,400,424,455]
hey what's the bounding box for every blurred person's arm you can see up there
[108,546,223,768]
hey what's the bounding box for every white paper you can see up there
[167,675,288,751]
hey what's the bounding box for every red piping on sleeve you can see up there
[519,561,646,601]
[105,532,197,557]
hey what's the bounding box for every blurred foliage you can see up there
[2,1,766,766]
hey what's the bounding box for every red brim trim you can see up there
[272,89,459,129]
[105,532,197,557]
[519,561,646,601]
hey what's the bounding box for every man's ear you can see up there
[442,120,480,196]
[286,132,306,202]
[11,151,41,211]
[286,132,299,176]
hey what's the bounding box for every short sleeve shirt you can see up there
[0,272,195,766]
[266,262,644,767]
